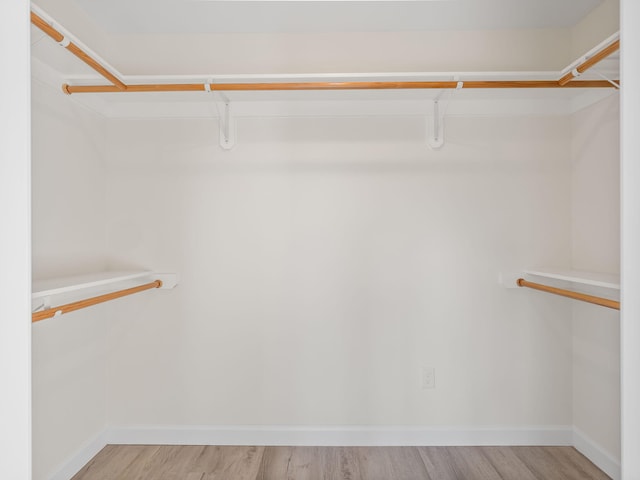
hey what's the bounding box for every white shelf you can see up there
[31,271,179,319]
[524,268,620,290]
[32,271,155,299]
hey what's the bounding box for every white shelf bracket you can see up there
[205,83,237,150]
[426,98,445,150]
[216,92,236,150]
[591,69,620,89]
[426,81,462,150]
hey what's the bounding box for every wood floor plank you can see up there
[313,446,363,480]
[142,445,207,479]
[135,445,265,480]
[417,446,458,480]
[71,445,161,480]
[333,447,364,480]
[481,447,539,480]
[511,446,611,480]
[196,446,265,479]
[354,446,431,480]
[543,447,611,480]
[510,446,568,480]
[446,446,504,480]
[183,474,207,480]
[257,446,367,480]
[257,446,324,480]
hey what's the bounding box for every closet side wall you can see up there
[571,0,619,60]
[105,113,574,433]
[570,94,620,462]
[31,84,109,480]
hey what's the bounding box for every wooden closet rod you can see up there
[517,278,620,310]
[558,39,620,86]
[61,79,616,95]
[30,11,127,90]
[32,280,163,323]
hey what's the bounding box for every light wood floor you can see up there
[71,445,611,480]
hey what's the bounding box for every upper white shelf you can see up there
[524,268,620,290]
[32,270,167,299]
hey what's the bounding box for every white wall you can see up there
[0,2,32,479]
[104,114,574,430]
[31,87,108,279]
[31,84,109,480]
[571,0,620,60]
[103,29,571,76]
[33,0,574,76]
[571,94,620,461]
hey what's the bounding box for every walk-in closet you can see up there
[2,1,640,479]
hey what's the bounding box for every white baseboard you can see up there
[573,427,621,480]
[106,424,573,447]
[53,425,623,480]
[48,430,108,480]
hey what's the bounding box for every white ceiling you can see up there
[72,0,603,34]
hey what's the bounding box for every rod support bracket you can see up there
[206,82,237,150]
[427,98,445,150]
[216,93,236,150]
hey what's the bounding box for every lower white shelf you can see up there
[501,267,620,311]
[523,268,620,290]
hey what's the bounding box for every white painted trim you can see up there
[0,1,32,479]
[573,427,621,480]
[106,425,573,447]
[621,3,640,478]
[51,426,624,480]
[47,431,108,480]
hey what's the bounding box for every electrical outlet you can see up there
[422,366,435,389]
